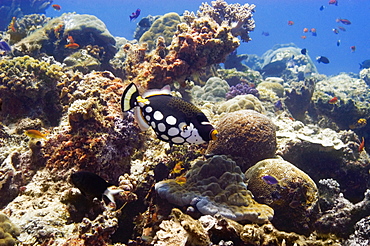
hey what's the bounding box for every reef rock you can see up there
[155,155,274,223]
[245,157,319,234]
[206,110,276,171]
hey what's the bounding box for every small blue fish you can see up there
[130,8,141,21]
[0,40,11,54]
[262,175,279,185]
[301,48,307,55]
[319,5,325,11]
[261,31,270,36]
[274,100,283,111]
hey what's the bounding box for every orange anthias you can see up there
[328,96,338,104]
[24,129,48,139]
[359,137,365,152]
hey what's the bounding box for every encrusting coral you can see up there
[0,55,64,125]
[206,109,276,171]
[155,155,274,223]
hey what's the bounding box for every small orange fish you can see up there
[171,162,184,174]
[52,4,61,11]
[175,176,187,185]
[301,35,307,39]
[328,96,338,104]
[65,43,80,49]
[303,28,308,33]
[54,24,63,38]
[358,137,365,152]
[310,28,317,36]
[288,20,294,26]
[8,17,16,32]
[350,46,356,52]
[24,129,48,139]
[66,35,74,44]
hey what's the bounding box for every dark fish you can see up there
[262,175,279,185]
[332,28,339,34]
[336,40,341,46]
[301,48,307,55]
[0,40,11,53]
[262,31,270,36]
[154,162,170,182]
[338,26,346,31]
[274,100,283,111]
[319,5,325,11]
[359,60,370,69]
[130,8,141,21]
[121,83,218,145]
[71,171,123,204]
[316,56,330,64]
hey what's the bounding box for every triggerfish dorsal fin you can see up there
[142,84,171,98]
[121,83,140,112]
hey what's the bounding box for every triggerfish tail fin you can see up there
[104,187,124,205]
[121,83,140,112]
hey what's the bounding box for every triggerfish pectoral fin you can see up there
[121,83,140,112]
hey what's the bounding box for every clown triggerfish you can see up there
[121,83,218,145]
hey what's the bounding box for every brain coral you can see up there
[191,77,230,102]
[245,158,319,234]
[0,213,19,246]
[139,12,181,51]
[206,110,276,171]
[155,155,274,223]
[217,94,264,114]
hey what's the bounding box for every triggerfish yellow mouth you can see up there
[121,82,217,145]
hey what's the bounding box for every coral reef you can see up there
[7,14,50,43]
[217,68,263,86]
[197,0,255,42]
[245,157,319,234]
[275,116,370,202]
[256,80,285,98]
[139,12,181,51]
[226,81,259,99]
[315,179,370,238]
[0,213,19,246]
[206,110,276,171]
[133,15,160,41]
[344,216,370,246]
[285,76,316,120]
[0,55,64,125]
[191,76,229,102]
[13,13,116,67]
[0,0,51,31]
[155,155,274,223]
[310,73,370,129]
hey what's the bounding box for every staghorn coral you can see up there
[155,155,274,223]
[0,213,20,246]
[206,110,276,171]
[139,12,181,51]
[0,55,64,125]
[245,157,319,235]
[196,0,255,42]
[123,9,240,89]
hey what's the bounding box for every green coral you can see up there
[0,213,20,246]
[139,12,181,50]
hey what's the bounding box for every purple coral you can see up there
[226,82,259,100]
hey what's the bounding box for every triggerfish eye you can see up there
[210,129,218,141]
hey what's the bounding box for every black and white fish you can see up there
[121,83,218,145]
[71,171,123,204]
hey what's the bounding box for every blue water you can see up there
[46,0,370,76]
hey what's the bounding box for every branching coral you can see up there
[123,3,242,89]
[197,0,255,42]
